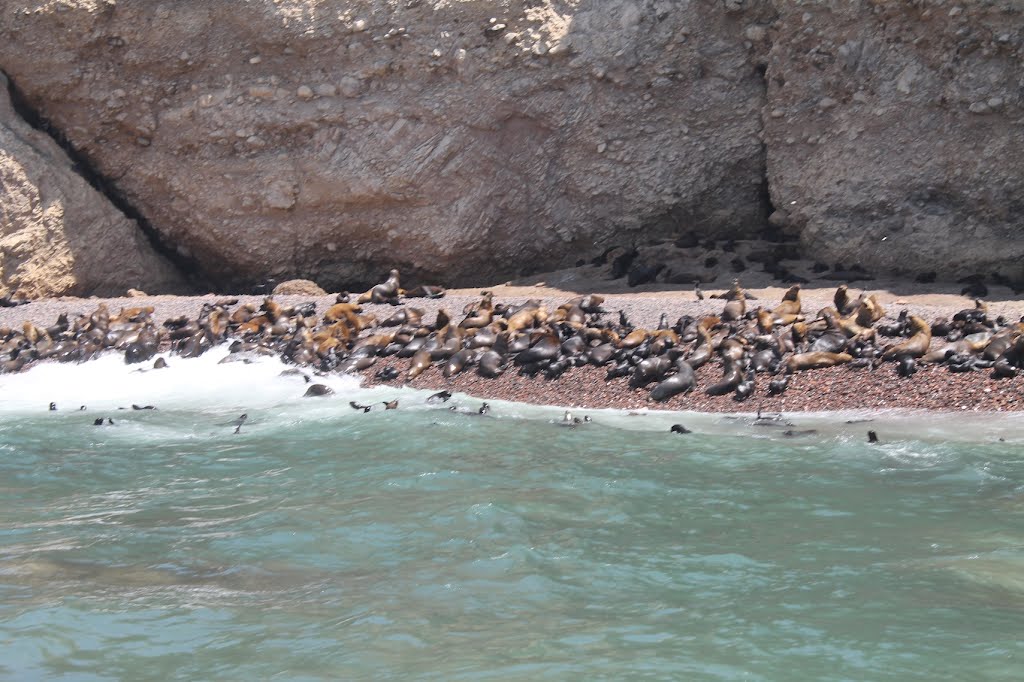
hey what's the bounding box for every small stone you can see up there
[314,83,337,97]
[136,136,151,146]
[969,101,991,114]
[352,18,367,32]
[338,76,361,97]
[818,97,837,110]
[745,25,766,42]
[987,97,1004,109]
[597,142,607,153]
[296,85,314,100]
[249,55,262,64]
[484,22,506,38]
[723,0,744,13]
[248,85,276,100]
[770,108,785,118]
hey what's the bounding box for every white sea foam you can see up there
[1,347,1022,443]
[0,346,363,414]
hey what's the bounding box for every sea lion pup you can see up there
[772,285,802,325]
[785,351,853,372]
[358,269,401,305]
[881,315,931,360]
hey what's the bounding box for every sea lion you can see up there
[358,269,401,305]
[706,360,743,396]
[478,402,490,415]
[349,401,372,413]
[407,348,433,380]
[383,399,399,410]
[427,390,452,403]
[131,404,157,410]
[304,384,334,397]
[650,361,696,402]
[785,352,853,372]
[48,402,56,411]
[881,315,931,360]
[670,424,692,434]
[375,367,401,381]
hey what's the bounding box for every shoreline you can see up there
[2,280,1023,414]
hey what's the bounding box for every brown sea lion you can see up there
[881,315,931,360]
[785,351,853,372]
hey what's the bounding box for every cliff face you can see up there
[0,1,1020,294]
[765,1,1024,283]
[0,73,183,297]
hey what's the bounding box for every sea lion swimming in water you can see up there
[383,399,399,410]
[427,390,452,403]
[349,401,372,413]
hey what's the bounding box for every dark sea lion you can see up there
[868,430,879,443]
[478,402,490,415]
[375,366,401,381]
[303,384,334,397]
[782,429,818,437]
[49,402,57,411]
[650,361,696,402]
[477,350,504,378]
[896,356,917,377]
[93,418,104,426]
[131,404,157,410]
[670,424,691,434]
[427,390,452,403]
[153,358,168,370]
[349,401,372,413]
[706,360,743,396]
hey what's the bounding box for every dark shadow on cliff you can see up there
[3,71,202,294]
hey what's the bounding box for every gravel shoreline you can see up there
[2,285,1022,413]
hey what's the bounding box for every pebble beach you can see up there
[3,274,1022,414]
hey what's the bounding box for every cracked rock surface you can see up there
[0,73,185,298]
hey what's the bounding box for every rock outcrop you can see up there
[764,1,1024,283]
[0,73,185,298]
[0,0,774,290]
[0,1,1021,293]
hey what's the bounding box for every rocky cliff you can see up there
[0,73,183,297]
[0,0,1020,295]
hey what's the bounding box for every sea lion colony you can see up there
[0,271,1022,406]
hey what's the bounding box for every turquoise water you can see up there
[1,351,1024,680]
